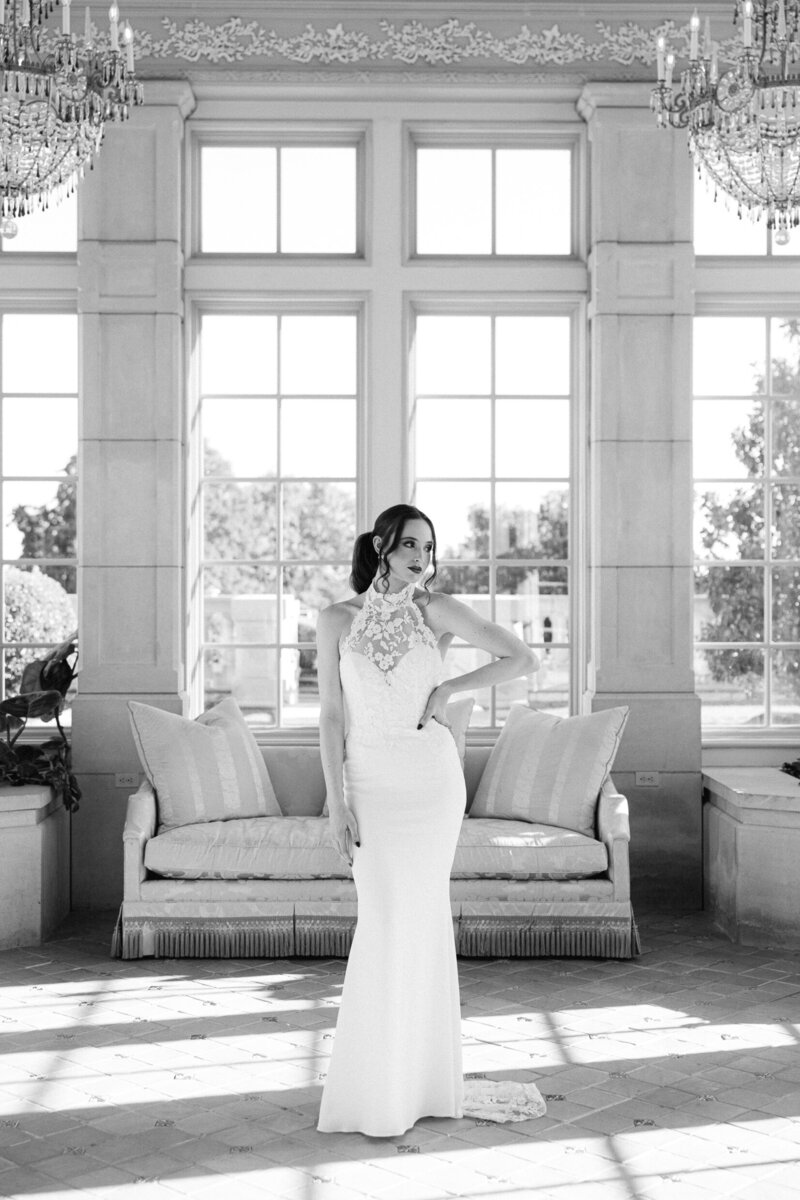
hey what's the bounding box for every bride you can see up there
[316,503,541,1137]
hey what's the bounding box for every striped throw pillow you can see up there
[128,697,281,831]
[470,704,629,836]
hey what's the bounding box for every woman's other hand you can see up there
[417,682,453,730]
[328,805,360,865]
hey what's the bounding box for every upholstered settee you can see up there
[113,737,639,962]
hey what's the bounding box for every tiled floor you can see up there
[1,911,799,1200]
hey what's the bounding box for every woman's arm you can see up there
[317,605,360,861]
[419,593,539,727]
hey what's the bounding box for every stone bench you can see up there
[703,767,800,949]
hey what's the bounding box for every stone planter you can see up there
[0,785,70,951]
[703,768,800,949]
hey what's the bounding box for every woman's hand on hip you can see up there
[328,806,360,865]
[418,682,452,730]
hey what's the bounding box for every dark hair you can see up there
[350,504,437,595]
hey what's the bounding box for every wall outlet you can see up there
[114,773,139,789]
[635,771,660,787]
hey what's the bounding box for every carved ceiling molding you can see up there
[67,16,715,71]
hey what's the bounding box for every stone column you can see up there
[71,82,195,908]
[579,83,702,907]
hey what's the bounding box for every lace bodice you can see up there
[339,580,443,742]
[341,580,437,675]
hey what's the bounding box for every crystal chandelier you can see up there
[651,1,800,242]
[0,0,143,238]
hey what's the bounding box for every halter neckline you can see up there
[367,579,417,611]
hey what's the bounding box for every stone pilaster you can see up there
[579,83,702,907]
[71,82,196,908]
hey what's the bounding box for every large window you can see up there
[693,315,800,728]
[188,112,583,730]
[0,313,78,700]
[195,310,359,727]
[412,310,572,725]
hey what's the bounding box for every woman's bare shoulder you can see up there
[318,596,363,638]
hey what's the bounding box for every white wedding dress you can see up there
[316,581,546,1136]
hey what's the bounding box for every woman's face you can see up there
[378,519,434,588]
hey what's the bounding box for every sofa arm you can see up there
[597,777,631,902]
[122,781,156,900]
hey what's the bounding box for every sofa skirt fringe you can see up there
[293,918,356,957]
[457,914,640,960]
[112,910,640,961]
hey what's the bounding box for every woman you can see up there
[316,503,540,1137]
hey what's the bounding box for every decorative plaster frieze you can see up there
[50,16,738,70]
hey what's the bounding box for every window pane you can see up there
[495,316,570,396]
[495,485,569,560]
[496,650,570,719]
[770,319,800,394]
[693,400,762,479]
[3,481,75,560]
[201,147,277,253]
[281,147,357,254]
[283,565,352,633]
[693,318,765,396]
[281,481,356,560]
[2,314,77,393]
[415,482,491,559]
[496,564,568,642]
[495,400,569,478]
[416,148,491,255]
[693,485,764,561]
[203,482,277,560]
[202,398,277,477]
[435,564,490,599]
[2,397,77,476]
[773,486,800,558]
[693,176,765,256]
[772,650,800,725]
[415,397,490,479]
[773,566,800,640]
[281,399,356,477]
[496,149,571,255]
[200,315,277,396]
[415,316,491,395]
[695,647,765,727]
[204,646,278,726]
[280,315,357,395]
[3,191,77,253]
[204,566,278,643]
[773,398,800,474]
[281,647,317,727]
[694,565,764,641]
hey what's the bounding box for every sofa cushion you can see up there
[144,815,352,880]
[129,697,281,832]
[452,818,607,880]
[144,814,606,883]
[470,703,629,836]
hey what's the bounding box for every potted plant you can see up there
[0,633,80,812]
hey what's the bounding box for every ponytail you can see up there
[350,531,380,593]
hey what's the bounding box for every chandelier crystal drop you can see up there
[0,0,143,232]
[651,0,800,241]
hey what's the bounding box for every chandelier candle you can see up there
[651,0,800,241]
